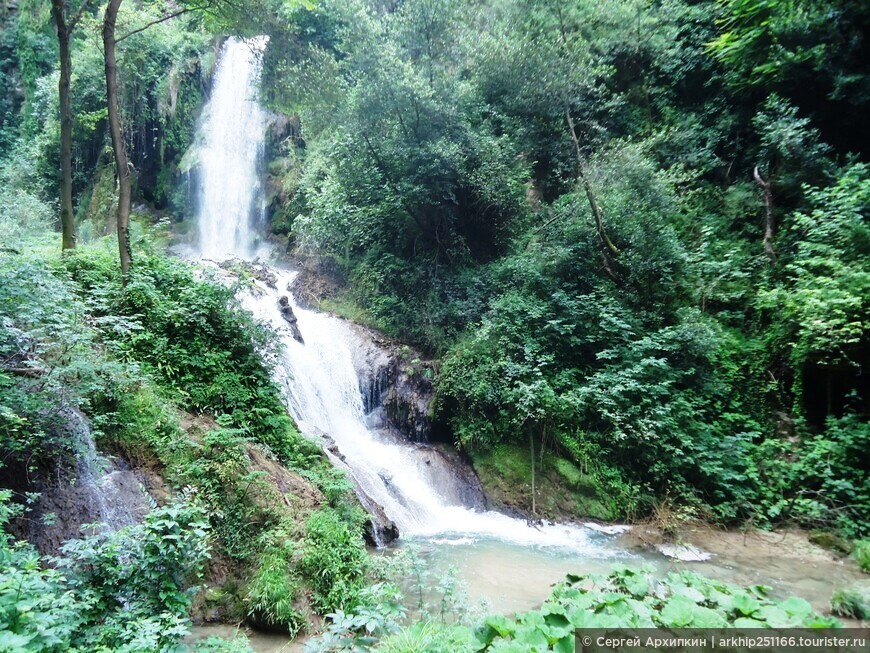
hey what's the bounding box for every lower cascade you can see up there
[237,270,616,553]
[192,35,617,555]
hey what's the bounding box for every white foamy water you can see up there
[195,37,268,258]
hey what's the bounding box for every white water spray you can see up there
[195,37,268,258]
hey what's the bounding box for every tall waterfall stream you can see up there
[185,38,864,631]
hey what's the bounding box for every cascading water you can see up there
[195,36,268,258]
[21,407,150,554]
[193,37,624,557]
[239,277,617,552]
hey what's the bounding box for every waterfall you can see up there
[234,274,609,551]
[193,38,613,554]
[21,407,150,555]
[195,37,268,258]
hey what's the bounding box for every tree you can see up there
[50,0,93,252]
[102,0,132,279]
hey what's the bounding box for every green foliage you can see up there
[344,565,843,653]
[760,164,869,373]
[1,243,365,636]
[0,145,54,249]
[374,621,478,653]
[0,492,210,653]
[192,636,255,653]
[245,545,306,635]
[272,0,866,532]
[831,583,870,620]
[57,246,304,461]
[853,540,870,573]
[306,582,407,652]
[473,566,839,652]
[300,508,369,613]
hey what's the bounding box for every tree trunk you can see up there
[51,0,76,251]
[566,108,619,280]
[103,0,132,280]
[753,166,777,264]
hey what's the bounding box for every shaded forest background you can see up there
[1,0,869,650]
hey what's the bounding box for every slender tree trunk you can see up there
[51,0,76,251]
[103,0,132,280]
[753,166,777,264]
[566,108,619,280]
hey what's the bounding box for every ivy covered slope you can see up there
[260,0,869,535]
[0,240,365,650]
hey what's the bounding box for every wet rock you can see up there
[218,258,277,289]
[278,296,304,344]
[321,434,346,462]
[343,324,435,442]
[287,255,345,309]
[656,543,712,561]
[362,498,400,548]
[7,406,151,556]
[315,432,399,546]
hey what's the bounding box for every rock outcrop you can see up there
[7,406,151,556]
[344,323,436,442]
[278,295,304,344]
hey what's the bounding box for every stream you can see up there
[184,37,865,650]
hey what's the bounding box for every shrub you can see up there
[300,508,368,613]
[831,583,870,620]
[0,492,210,652]
[245,546,305,636]
[854,540,870,573]
[58,248,302,462]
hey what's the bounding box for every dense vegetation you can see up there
[0,236,377,647]
[0,0,868,650]
[258,0,869,535]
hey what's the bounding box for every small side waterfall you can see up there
[192,38,614,555]
[21,407,150,554]
[195,37,268,258]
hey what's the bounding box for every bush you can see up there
[472,565,840,653]
[0,492,210,652]
[56,246,307,463]
[831,583,870,620]
[245,546,305,636]
[854,540,870,573]
[300,508,368,613]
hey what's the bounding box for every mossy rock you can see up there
[470,443,618,522]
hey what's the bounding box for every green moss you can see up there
[808,530,853,555]
[554,457,584,486]
[470,443,622,522]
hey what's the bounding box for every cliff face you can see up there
[5,405,153,557]
[344,321,435,443]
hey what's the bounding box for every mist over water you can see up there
[195,36,268,258]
